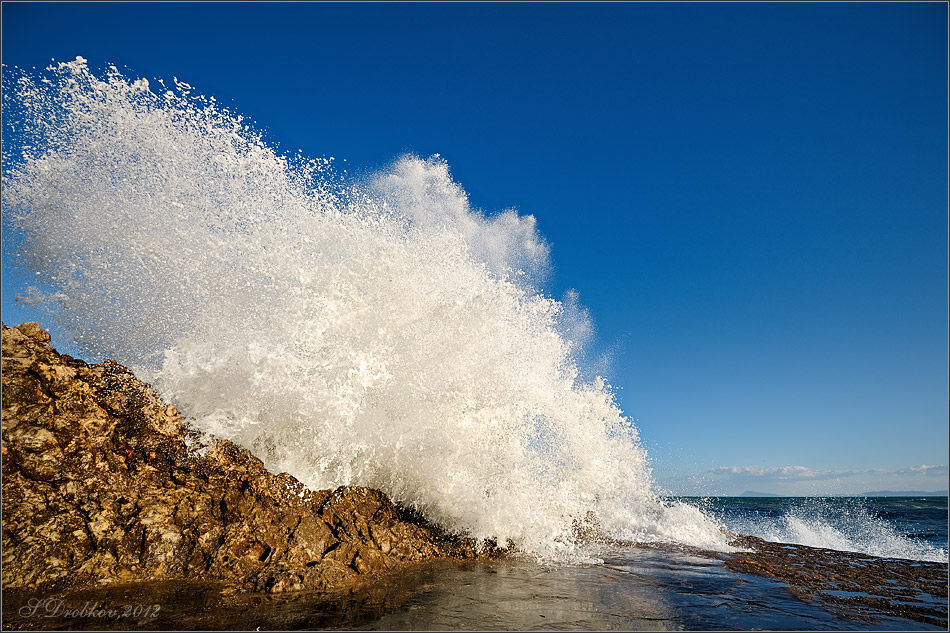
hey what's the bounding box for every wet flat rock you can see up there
[6,543,944,632]
[1,322,486,598]
[724,535,949,628]
[0,559,677,632]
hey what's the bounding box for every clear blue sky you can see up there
[2,2,947,495]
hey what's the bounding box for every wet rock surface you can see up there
[1,322,488,597]
[3,543,946,631]
[724,535,948,628]
[3,322,946,630]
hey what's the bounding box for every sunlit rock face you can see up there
[1,323,488,595]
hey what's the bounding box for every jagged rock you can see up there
[1,322,490,595]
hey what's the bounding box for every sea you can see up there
[2,60,947,630]
[687,496,948,562]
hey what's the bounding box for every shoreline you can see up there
[2,322,946,630]
[3,542,947,631]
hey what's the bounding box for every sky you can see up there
[2,2,947,496]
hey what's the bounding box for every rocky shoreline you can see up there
[725,535,948,628]
[2,322,494,598]
[3,322,946,630]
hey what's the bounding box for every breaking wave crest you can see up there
[722,498,948,563]
[2,58,734,558]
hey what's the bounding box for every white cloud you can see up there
[895,464,949,477]
[703,464,879,481]
[675,463,950,496]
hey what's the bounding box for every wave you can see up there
[704,497,948,563]
[1,57,735,559]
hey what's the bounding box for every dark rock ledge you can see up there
[1,322,492,597]
[724,535,948,628]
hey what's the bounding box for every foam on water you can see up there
[2,58,735,559]
[716,498,948,563]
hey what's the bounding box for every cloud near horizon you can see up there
[683,463,949,495]
[895,464,949,477]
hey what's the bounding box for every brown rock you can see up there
[1,322,493,595]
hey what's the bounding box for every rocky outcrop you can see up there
[1,322,488,595]
[725,535,948,628]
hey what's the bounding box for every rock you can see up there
[2,322,493,595]
[724,535,948,628]
[14,321,51,343]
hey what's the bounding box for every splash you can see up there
[714,497,948,563]
[2,58,734,558]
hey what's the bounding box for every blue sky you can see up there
[2,2,947,495]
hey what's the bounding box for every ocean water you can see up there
[688,496,948,563]
[2,60,947,630]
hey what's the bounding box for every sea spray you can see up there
[702,496,949,563]
[2,58,734,558]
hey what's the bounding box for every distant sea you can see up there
[740,489,950,497]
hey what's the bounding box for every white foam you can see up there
[2,58,732,558]
[724,500,948,563]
